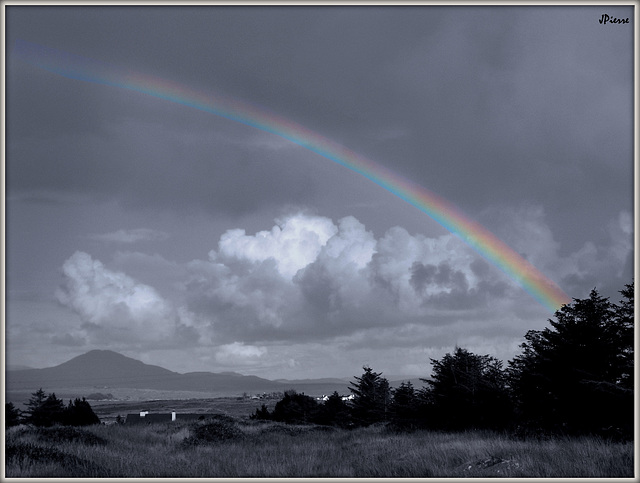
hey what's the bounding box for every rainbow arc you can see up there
[14,39,571,312]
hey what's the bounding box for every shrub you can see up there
[181,415,245,446]
[250,404,272,420]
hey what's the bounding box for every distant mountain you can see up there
[6,350,421,398]
[4,350,348,396]
[6,350,179,390]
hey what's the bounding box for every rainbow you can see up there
[13,40,571,312]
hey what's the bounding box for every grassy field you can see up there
[5,414,634,477]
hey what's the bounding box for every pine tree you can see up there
[390,381,418,429]
[5,402,22,427]
[64,397,100,426]
[23,389,66,427]
[40,393,65,426]
[23,388,47,426]
[508,286,633,437]
[316,391,351,427]
[421,347,511,430]
[611,282,634,390]
[349,366,391,426]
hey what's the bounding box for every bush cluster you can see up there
[251,390,353,428]
[182,415,245,446]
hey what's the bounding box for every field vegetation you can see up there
[5,417,634,478]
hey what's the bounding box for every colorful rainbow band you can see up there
[13,39,571,312]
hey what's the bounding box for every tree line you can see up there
[6,389,100,428]
[252,283,634,439]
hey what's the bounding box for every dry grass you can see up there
[5,420,634,478]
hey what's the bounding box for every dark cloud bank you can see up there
[5,5,633,378]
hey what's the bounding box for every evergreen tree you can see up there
[349,366,391,426]
[23,389,66,427]
[23,388,47,426]
[508,286,633,437]
[64,397,100,426]
[421,347,511,430]
[5,402,22,427]
[390,381,418,429]
[39,393,66,427]
[316,391,352,427]
[611,282,634,390]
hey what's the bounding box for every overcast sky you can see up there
[5,5,634,379]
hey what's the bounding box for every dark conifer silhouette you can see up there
[508,285,634,437]
[271,390,319,424]
[390,381,419,429]
[611,282,634,391]
[315,391,352,427]
[349,366,391,426]
[23,388,47,426]
[24,389,65,427]
[246,282,633,438]
[22,389,100,427]
[5,402,22,427]
[64,397,101,426]
[420,347,511,430]
[38,393,66,427]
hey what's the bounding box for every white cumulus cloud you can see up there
[185,212,512,343]
[214,213,337,279]
[57,210,601,375]
[56,251,180,343]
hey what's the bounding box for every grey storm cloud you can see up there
[7,6,632,229]
[52,206,631,360]
[6,5,633,376]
